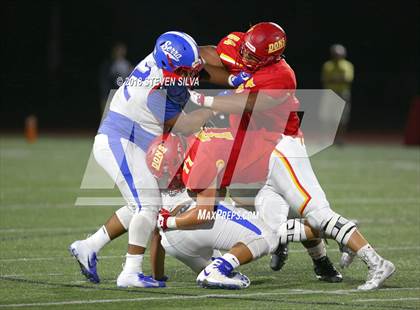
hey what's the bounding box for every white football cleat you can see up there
[196,258,250,289]
[117,272,165,288]
[230,271,251,288]
[69,240,100,283]
[357,259,396,291]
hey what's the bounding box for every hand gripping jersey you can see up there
[216,32,301,137]
[182,128,279,192]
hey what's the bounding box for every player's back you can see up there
[241,59,301,136]
[182,128,279,191]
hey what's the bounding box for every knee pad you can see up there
[277,219,307,246]
[306,207,357,245]
[241,236,271,260]
[128,209,158,247]
[115,205,137,230]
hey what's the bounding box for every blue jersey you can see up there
[98,53,189,151]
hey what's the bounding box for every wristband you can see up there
[203,96,214,108]
[166,217,177,229]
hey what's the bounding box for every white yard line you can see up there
[354,297,420,302]
[0,288,419,308]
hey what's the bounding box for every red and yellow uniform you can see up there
[216,32,301,136]
[182,128,279,192]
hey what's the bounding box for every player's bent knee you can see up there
[128,208,158,247]
[277,219,307,246]
[115,205,136,230]
[306,207,357,245]
[243,237,271,260]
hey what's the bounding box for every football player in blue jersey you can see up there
[69,31,227,288]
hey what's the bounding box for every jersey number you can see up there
[123,62,151,101]
[183,156,194,174]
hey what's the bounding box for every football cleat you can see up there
[69,240,100,283]
[357,259,395,291]
[196,257,250,289]
[230,271,251,288]
[117,272,166,288]
[313,256,343,283]
[270,244,288,271]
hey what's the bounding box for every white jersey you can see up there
[99,53,189,152]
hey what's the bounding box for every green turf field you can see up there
[0,136,419,309]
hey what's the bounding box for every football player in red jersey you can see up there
[146,130,337,289]
[196,22,342,281]
[189,22,395,290]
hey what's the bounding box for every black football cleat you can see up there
[270,244,288,271]
[313,256,343,283]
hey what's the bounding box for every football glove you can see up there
[228,71,252,87]
[188,90,214,108]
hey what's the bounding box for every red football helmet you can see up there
[240,22,287,71]
[146,133,186,190]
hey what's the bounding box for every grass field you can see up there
[0,136,419,309]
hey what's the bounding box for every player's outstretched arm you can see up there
[200,46,223,67]
[199,46,232,86]
[164,109,214,135]
[172,187,217,229]
[157,186,218,231]
[189,90,291,113]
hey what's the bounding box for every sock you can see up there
[307,241,327,261]
[85,225,111,253]
[123,254,143,274]
[217,253,240,275]
[357,244,381,267]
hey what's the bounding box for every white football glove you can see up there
[188,90,214,108]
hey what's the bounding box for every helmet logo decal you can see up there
[245,41,256,53]
[160,41,182,61]
[151,144,167,171]
[268,38,286,54]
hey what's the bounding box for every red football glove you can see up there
[157,208,171,231]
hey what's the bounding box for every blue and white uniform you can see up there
[94,31,200,251]
[95,53,188,212]
[161,199,278,273]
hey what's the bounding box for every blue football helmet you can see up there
[153,31,203,76]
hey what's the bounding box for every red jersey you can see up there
[216,32,301,136]
[182,128,279,192]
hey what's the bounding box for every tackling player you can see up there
[146,130,317,289]
[188,22,395,291]
[69,31,217,288]
[196,22,341,282]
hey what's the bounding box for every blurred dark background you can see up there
[2,0,419,131]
